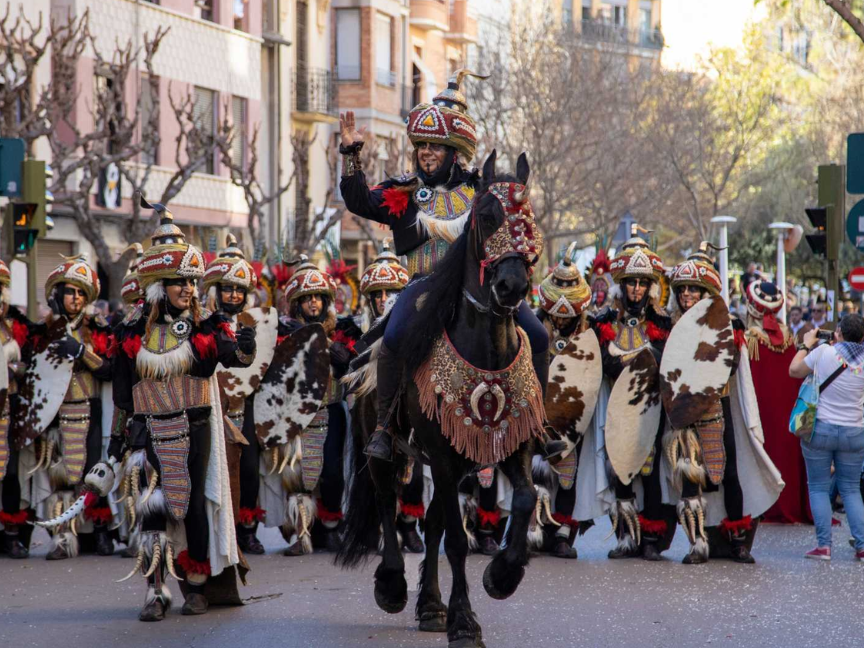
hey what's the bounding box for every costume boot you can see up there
[2,526,29,559]
[237,522,265,555]
[94,525,115,556]
[729,531,756,564]
[551,525,578,559]
[398,517,425,554]
[608,499,640,559]
[139,579,172,622]
[364,342,400,461]
[181,578,209,616]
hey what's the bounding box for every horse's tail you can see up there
[335,395,382,569]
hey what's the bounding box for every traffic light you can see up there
[5,202,38,256]
[805,206,827,256]
[21,160,52,237]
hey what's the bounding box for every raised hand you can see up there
[339,110,366,148]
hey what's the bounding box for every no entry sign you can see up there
[848,267,864,291]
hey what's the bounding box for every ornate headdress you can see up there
[670,242,722,297]
[284,255,336,305]
[136,196,205,304]
[45,253,100,304]
[538,242,591,318]
[203,234,257,295]
[610,225,664,284]
[746,280,787,348]
[120,243,144,305]
[360,239,410,296]
[406,69,488,161]
[479,181,544,284]
[0,259,11,287]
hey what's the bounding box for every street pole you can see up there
[711,215,736,305]
[769,222,794,325]
[26,242,37,321]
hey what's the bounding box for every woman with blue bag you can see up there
[789,314,864,560]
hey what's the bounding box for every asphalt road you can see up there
[2,519,863,648]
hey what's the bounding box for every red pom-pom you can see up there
[477,507,501,528]
[598,323,616,345]
[276,335,288,347]
[0,510,29,526]
[91,330,112,357]
[192,332,217,359]
[734,329,747,349]
[552,513,577,528]
[10,320,28,348]
[176,549,212,576]
[719,515,752,536]
[316,500,344,523]
[84,505,112,525]
[332,329,357,355]
[399,501,426,520]
[381,188,409,218]
[645,321,669,342]
[237,507,266,525]
[122,334,142,359]
[638,515,668,536]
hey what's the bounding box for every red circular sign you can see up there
[848,267,864,290]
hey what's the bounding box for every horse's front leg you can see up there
[371,456,407,613]
[483,443,536,600]
[432,459,485,648]
[416,491,447,632]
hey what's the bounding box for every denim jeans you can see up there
[801,419,864,550]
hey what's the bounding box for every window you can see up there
[94,71,123,154]
[140,76,159,166]
[193,86,216,174]
[194,0,215,22]
[562,0,573,28]
[336,9,361,80]
[296,1,308,68]
[640,7,651,32]
[376,14,394,86]
[582,6,591,21]
[613,6,626,26]
[234,0,247,31]
[230,96,247,173]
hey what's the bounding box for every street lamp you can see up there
[711,215,736,305]
[769,221,795,325]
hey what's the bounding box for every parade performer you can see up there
[0,261,36,558]
[203,235,277,556]
[590,228,676,560]
[661,246,783,564]
[338,70,550,461]
[261,257,356,556]
[109,200,256,620]
[744,281,810,523]
[19,255,115,560]
[587,249,613,313]
[534,244,601,559]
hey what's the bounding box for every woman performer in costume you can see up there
[590,229,676,561]
[744,281,810,523]
[0,261,37,558]
[663,245,783,564]
[111,201,256,620]
[338,70,550,462]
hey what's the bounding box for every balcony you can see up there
[292,68,338,124]
[576,20,664,52]
[445,0,478,44]
[400,83,414,119]
[410,0,449,31]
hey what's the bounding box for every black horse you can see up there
[338,151,541,648]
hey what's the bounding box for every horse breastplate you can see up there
[608,318,650,358]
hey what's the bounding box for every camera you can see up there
[816,329,834,341]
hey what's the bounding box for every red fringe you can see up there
[0,510,29,525]
[332,329,357,355]
[719,515,752,536]
[237,507,266,525]
[477,507,501,528]
[316,500,343,523]
[645,321,669,342]
[381,188,409,217]
[10,320,28,347]
[733,329,747,349]
[217,321,236,341]
[552,513,577,528]
[84,505,112,525]
[176,549,211,576]
[638,515,668,536]
[192,332,217,359]
[276,335,288,347]
[597,322,616,345]
[122,334,142,359]
[399,501,425,519]
[91,330,112,357]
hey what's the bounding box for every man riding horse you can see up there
[339,70,549,462]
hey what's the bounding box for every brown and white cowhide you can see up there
[546,329,602,442]
[254,323,331,448]
[660,295,735,430]
[13,318,74,448]
[217,307,279,413]
[605,348,662,486]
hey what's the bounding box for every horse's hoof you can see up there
[374,582,407,614]
[482,559,524,601]
[418,610,447,633]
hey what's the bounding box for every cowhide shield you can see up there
[13,319,74,448]
[546,330,602,441]
[254,323,330,448]
[605,349,662,486]
[0,346,8,479]
[216,307,279,413]
[660,295,735,430]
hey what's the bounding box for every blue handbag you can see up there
[789,362,845,440]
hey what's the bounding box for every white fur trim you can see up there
[136,340,195,380]
[146,282,166,305]
[145,584,173,610]
[136,487,168,519]
[50,530,80,558]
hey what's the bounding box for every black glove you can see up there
[53,335,84,361]
[329,342,352,369]
[236,325,257,355]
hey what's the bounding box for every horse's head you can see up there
[469,150,544,314]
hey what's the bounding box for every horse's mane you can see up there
[401,172,520,378]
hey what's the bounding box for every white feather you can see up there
[146,282,166,305]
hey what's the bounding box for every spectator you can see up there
[789,305,813,343]
[789,315,864,561]
[810,303,828,328]
[741,262,758,294]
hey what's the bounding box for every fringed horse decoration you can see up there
[338,151,545,648]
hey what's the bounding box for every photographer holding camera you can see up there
[789,314,864,560]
